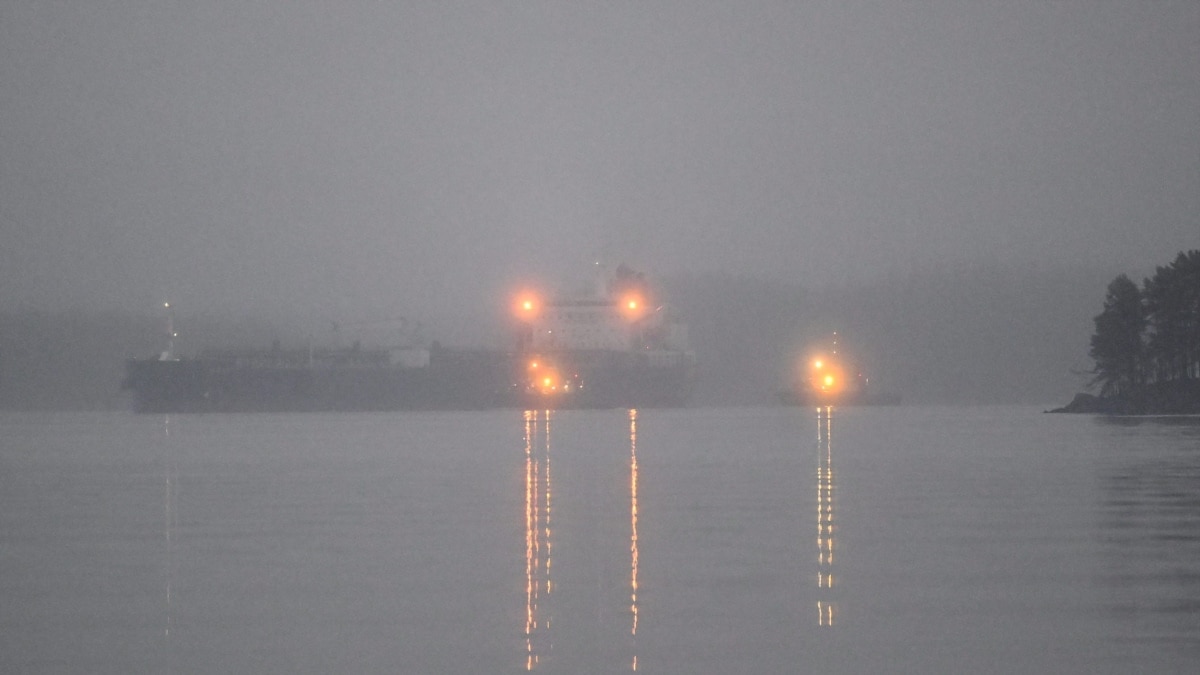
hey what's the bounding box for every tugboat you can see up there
[779,332,900,407]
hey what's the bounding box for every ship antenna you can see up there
[160,302,177,361]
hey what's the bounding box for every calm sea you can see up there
[2,406,1198,674]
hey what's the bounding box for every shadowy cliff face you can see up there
[0,310,284,410]
[664,273,811,406]
[1049,380,1200,415]
[0,311,153,410]
[666,265,1109,406]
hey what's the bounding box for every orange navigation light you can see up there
[514,291,541,320]
[620,294,646,320]
[526,358,562,395]
[806,353,844,398]
[537,369,561,394]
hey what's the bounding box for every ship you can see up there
[122,266,695,413]
[511,264,696,409]
[778,333,901,407]
[122,342,515,413]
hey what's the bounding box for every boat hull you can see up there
[519,354,695,410]
[123,349,694,413]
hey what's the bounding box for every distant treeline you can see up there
[1084,250,1200,413]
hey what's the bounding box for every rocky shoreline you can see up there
[1047,380,1200,414]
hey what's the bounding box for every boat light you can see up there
[620,294,646,320]
[514,291,541,320]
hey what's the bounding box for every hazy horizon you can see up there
[0,262,1120,408]
[2,1,1196,330]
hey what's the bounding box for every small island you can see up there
[1050,249,1200,414]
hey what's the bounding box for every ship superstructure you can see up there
[513,265,696,409]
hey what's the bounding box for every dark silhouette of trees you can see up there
[1085,250,1200,410]
[1089,274,1146,396]
[1143,250,1200,382]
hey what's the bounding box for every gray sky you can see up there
[2,1,1197,333]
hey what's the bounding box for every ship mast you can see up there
[159,302,178,361]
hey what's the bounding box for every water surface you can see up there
[2,406,1198,673]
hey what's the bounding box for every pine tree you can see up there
[1089,274,1146,396]
[1143,250,1200,381]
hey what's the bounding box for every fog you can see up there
[2,1,1197,405]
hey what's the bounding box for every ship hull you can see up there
[123,351,515,413]
[123,350,693,413]
[519,352,695,410]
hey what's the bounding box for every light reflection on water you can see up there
[629,408,640,671]
[162,415,176,672]
[523,410,549,670]
[522,408,642,671]
[816,405,835,628]
[3,408,1200,673]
